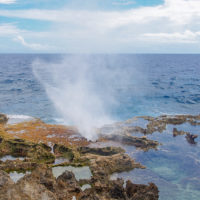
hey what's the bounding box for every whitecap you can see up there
[7,114,35,124]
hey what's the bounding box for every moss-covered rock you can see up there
[53,144,74,161]
[78,146,125,156]
[0,138,55,164]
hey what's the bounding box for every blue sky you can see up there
[0,0,164,10]
[0,0,200,53]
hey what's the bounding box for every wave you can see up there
[7,114,35,124]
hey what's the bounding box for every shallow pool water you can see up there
[113,122,200,200]
[0,155,25,162]
[9,171,31,183]
[81,184,91,191]
[52,166,92,180]
[54,158,69,165]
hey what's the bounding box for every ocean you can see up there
[0,54,200,122]
[0,54,200,199]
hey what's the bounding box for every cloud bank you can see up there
[0,0,16,4]
[1,0,200,52]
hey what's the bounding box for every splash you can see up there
[32,55,136,140]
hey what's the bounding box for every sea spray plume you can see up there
[32,55,139,140]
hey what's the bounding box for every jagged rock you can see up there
[0,138,55,168]
[79,177,159,200]
[0,179,57,200]
[185,133,198,144]
[0,159,159,200]
[0,114,8,124]
[0,136,3,144]
[53,144,74,161]
[0,166,57,200]
[0,170,14,189]
[173,128,198,144]
[87,153,145,178]
[78,146,125,156]
[0,114,162,200]
[78,190,99,200]
[57,170,81,193]
[109,179,127,199]
[78,178,127,200]
[127,115,200,135]
[100,134,159,151]
[173,128,187,137]
[126,180,159,200]
[0,160,38,172]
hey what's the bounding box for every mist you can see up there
[32,55,142,140]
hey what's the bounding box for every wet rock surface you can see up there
[98,114,200,146]
[185,133,198,144]
[98,134,159,151]
[173,128,187,137]
[173,128,198,144]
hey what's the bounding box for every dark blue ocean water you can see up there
[0,54,200,200]
[0,54,200,122]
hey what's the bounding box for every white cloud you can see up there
[0,24,54,51]
[1,0,200,26]
[14,35,49,50]
[143,30,200,43]
[1,0,200,52]
[0,24,21,35]
[0,0,16,4]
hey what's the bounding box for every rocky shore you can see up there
[0,113,199,200]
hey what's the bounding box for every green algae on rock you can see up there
[0,137,55,163]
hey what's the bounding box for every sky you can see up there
[0,0,200,53]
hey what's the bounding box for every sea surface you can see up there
[0,54,200,199]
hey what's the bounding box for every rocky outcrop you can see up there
[3,119,89,147]
[53,143,74,161]
[0,137,56,172]
[142,114,200,134]
[98,115,200,148]
[173,128,198,144]
[79,178,159,200]
[98,134,159,151]
[0,113,161,199]
[0,159,38,172]
[0,137,55,163]
[0,170,14,189]
[88,153,145,179]
[0,114,8,124]
[0,167,57,200]
[78,146,125,156]
[126,180,159,200]
[0,166,159,200]
[173,128,187,137]
[185,133,198,144]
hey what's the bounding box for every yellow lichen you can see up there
[1,120,89,147]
